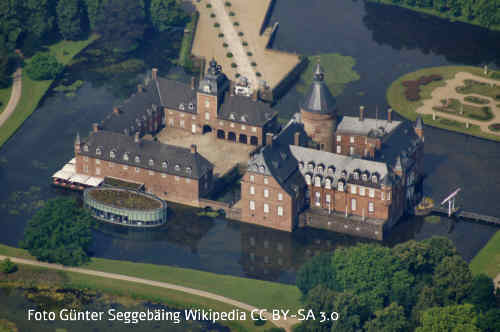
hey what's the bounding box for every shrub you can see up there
[488,123,500,131]
[401,75,442,102]
[226,52,233,58]
[229,11,235,16]
[256,72,261,77]
[238,31,244,36]
[210,13,216,18]
[0,258,17,274]
[26,53,64,81]
[247,51,253,56]
[235,73,240,78]
[222,43,229,48]
[231,63,237,68]
[218,33,224,38]
[254,318,266,326]
[242,41,248,46]
[206,3,212,8]
[233,22,239,26]
[251,62,257,67]
[214,22,220,28]
[225,1,231,7]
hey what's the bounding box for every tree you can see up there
[296,253,335,295]
[0,0,24,51]
[433,255,473,305]
[20,198,94,266]
[22,0,56,40]
[94,0,147,53]
[150,0,188,32]
[84,0,104,31]
[0,258,17,274]
[478,308,500,332]
[364,303,409,332]
[0,50,10,88]
[25,53,63,80]
[390,269,417,312]
[415,304,481,332]
[467,274,496,313]
[57,0,84,40]
[420,236,456,269]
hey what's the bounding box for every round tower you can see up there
[300,63,337,152]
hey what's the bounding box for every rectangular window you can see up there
[252,127,257,132]
[369,189,375,198]
[264,203,269,213]
[149,170,154,176]
[326,194,331,203]
[180,120,185,128]
[278,206,283,216]
[168,119,174,126]
[315,191,321,207]
[264,177,269,184]
[351,185,357,194]
[369,202,375,213]
[96,167,101,175]
[175,176,180,182]
[250,175,255,183]
[84,156,88,162]
[83,165,88,173]
[241,125,246,130]
[351,198,357,211]
[250,186,255,195]
[350,136,355,143]
[96,159,100,165]
[205,112,210,120]
[337,135,341,142]
[350,146,355,155]
[388,192,391,201]
[186,178,191,183]
[250,200,255,210]
[336,145,341,154]
[264,189,269,198]
[278,193,283,201]
[123,165,128,170]
[108,162,113,168]
[382,191,385,200]
[135,167,140,173]
[161,173,166,178]
[359,187,365,196]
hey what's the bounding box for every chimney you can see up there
[92,123,99,132]
[359,105,365,122]
[387,108,392,123]
[294,132,300,146]
[266,132,274,146]
[134,132,140,143]
[190,144,197,154]
[137,84,143,93]
[113,107,120,115]
[191,77,196,90]
[152,68,158,81]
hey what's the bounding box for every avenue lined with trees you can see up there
[295,237,500,332]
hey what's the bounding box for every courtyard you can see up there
[154,127,255,177]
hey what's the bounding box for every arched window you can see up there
[96,147,102,155]
[338,181,344,192]
[317,164,324,173]
[362,172,368,181]
[341,170,347,178]
[325,177,332,189]
[123,153,129,161]
[328,166,335,175]
[162,161,168,168]
[305,174,312,185]
[175,164,180,171]
[135,156,141,163]
[149,159,154,166]
[179,103,185,110]
[372,174,378,183]
[83,145,89,152]
[186,167,192,174]
[314,176,321,187]
[110,150,116,159]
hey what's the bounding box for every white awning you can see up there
[69,174,90,184]
[85,177,104,187]
[68,158,76,164]
[52,170,75,181]
[62,164,76,173]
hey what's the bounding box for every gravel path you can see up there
[0,67,22,127]
[416,72,500,134]
[211,0,258,89]
[0,255,299,331]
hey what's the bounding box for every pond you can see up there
[0,0,499,285]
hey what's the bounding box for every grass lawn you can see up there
[470,230,500,279]
[464,95,489,105]
[368,0,500,32]
[0,243,302,313]
[387,66,500,142]
[0,85,13,114]
[456,79,500,100]
[296,53,360,96]
[433,98,493,121]
[177,12,199,70]
[0,35,99,149]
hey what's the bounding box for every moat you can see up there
[1,0,499,284]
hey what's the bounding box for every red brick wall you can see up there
[301,110,336,153]
[240,171,295,232]
[75,154,202,207]
[333,134,380,158]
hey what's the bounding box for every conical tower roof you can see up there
[301,63,336,114]
[415,116,423,130]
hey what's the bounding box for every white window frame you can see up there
[264,177,269,185]
[351,198,357,211]
[336,145,341,154]
[250,186,255,195]
[359,187,365,196]
[250,200,255,210]
[264,203,269,214]
[326,194,331,203]
[205,112,210,120]
[264,189,269,198]
[337,135,341,142]
[369,202,375,213]
[96,167,101,175]
[250,175,255,183]
[350,146,355,155]
[278,193,283,201]
[338,182,344,191]
[351,185,357,194]
[277,206,283,216]
[350,136,355,143]
[369,189,375,198]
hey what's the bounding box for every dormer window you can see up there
[175,164,180,171]
[317,164,324,173]
[135,156,141,163]
[186,167,192,174]
[362,173,368,181]
[83,145,89,152]
[162,161,168,168]
[96,147,102,155]
[353,171,359,180]
[341,170,347,178]
[372,174,378,183]
[260,165,265,173]
[325,177,332,189]
[188,103,194,110]
[179,103,185,110]
[314,176,321,187]
[229,113,235,120]
[123,153,129,161]
[338,181,344,191]
[328,166,335,175]
[308,162,315,171]
[149,159,154,166]
[110,150,116,159]
[305,174,312,185]
[241,115,247,122]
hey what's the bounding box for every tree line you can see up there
[372,0,500,28]
[295,238,499,332]
[0,0,188,87]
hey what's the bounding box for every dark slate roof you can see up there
[156,77,197,113]
[415,116,423,130]
[79,131,213,179]
[336,116,401,137]
[101,84,162,134]
[376,120,422,170]
[300,64,336,114]
[198,59,229,97]
[219,94,278,126]
[274,115,317,148]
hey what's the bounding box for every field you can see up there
[470,230,500,279]
[0,35,99,149]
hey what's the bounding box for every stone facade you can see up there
[300,110,336,152]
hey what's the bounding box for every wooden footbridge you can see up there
[431,188,500,226]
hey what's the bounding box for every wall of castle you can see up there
[301,110,336,153]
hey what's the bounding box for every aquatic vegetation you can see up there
[424,215,441,223]
[0,186,45,216]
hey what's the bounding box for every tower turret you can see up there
[300,63,337,152]
[197,59,229,122]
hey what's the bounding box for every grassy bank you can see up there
[0,244,302,313]
[177,11,199,70]
[386,65,500,142]
[0,85,13,114]
[0,35,99,149]
[368,0,500,32]
[470,230,500,279]
[296,53,360,96]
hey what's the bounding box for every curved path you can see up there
[0,67,22,127]
[0,255,298,331]
[416,72,500,135]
